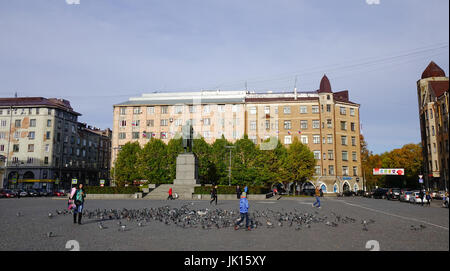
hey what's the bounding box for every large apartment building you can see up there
[0,97,112,190]
[417,61,449,191]
[113,75,363,194]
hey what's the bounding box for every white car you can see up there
[409,192,430,204]
[400,191,413,202]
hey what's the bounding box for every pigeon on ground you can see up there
[16,212,22,217]
[48,213,53,218]
[47,232,53,238]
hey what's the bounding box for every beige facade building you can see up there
[417,61,449,191]
[0,97,112,190]
[113,75,363,193]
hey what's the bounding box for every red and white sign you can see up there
[373,168,405,175]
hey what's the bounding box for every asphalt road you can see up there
[0,196,448,251]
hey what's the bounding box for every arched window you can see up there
[333,184,338,193]
[320,184,327,193]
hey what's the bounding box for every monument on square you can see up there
[173,122,199,185]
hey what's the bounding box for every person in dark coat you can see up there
[73,183,86,225]
[419,189,425,206]
[210,186,218,205]
[236,185,242,199]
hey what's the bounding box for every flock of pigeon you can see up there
[15,203,428,238]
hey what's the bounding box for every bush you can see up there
[84,186,140,194]
[194,185,270,195]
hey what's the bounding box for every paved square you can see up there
[0,197,448,251]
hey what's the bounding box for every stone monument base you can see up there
[173,153,199,185]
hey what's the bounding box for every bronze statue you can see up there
[182,121,194,153]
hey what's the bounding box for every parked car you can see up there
[364,189,375,198]
[301,187,316,196]
[27,189,39,197]
[386,188,401,200]
[409,191,430,204]
[343,190,356,197]
[356,190,365,196]
[431,191,445,200]
[372,188,388,199]
[36,189,51,197]
[19,190,29,197]
[399,191,414,202]
[52,190,66,197]
[1,189,16,198]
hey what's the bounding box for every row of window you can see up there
[280,120,356,131]
[120,104,243,116]
[283,135,357,146]
[119,104,357,116]
[0,108,78,122]
[9,156,49,165]
[119,118,239,128]
[0,131,51,140]
[0,119,52,128]
[314,165,358,176]
[118,131,242,140]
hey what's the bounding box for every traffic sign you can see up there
[419,178,424,184]
[72,179,78,185]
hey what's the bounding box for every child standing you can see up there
[234,192,251,231]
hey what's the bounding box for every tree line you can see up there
[360,135,423,190]
[112,136,316,188]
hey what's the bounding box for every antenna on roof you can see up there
[294,76,298,100]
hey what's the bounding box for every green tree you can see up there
[279,137,315,187]
[258,137,287,187]
[231,135,261,186]
[167,138,184,181]
[193,137,215,184]
[138,138,169,184]
[210,135,232,185]
[113,142,142,187]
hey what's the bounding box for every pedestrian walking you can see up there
[73,183,85,225]
[210,185,217,205]
[425,191,432,207]
[167,187,174,200]
[419,189,425,206]
[68,186,77,211]
[234,192,251,231]
[312,187,321,208]
[236,185,242,199]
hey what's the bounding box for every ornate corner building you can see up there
[0,97,112,190]
[417,61,449,191]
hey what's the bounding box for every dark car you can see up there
[36,189,51,197]
[372,188,388,199]
[343,190,356,197]
[27,189,39,197]
[301,187,316,196]
[386,188,401,200]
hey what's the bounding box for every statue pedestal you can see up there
[173,153,199,185]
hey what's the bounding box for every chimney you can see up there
[294,76,298,100]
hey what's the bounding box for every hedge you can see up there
[84,186,140,194]
[194,185,270,195]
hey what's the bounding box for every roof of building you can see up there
[0,97,81,115]
[421,61,446,79]
[429,81,449,98]
[115,97,245,106]
[318,74,332,93]
[245,96,319,103]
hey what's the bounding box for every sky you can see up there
[0,0,448,154]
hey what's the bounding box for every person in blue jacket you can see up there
[234,192,251,231]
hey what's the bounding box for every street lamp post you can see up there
[112,147,121,187]
[225,146,235,186]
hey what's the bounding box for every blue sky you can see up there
[0,0,448,154]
